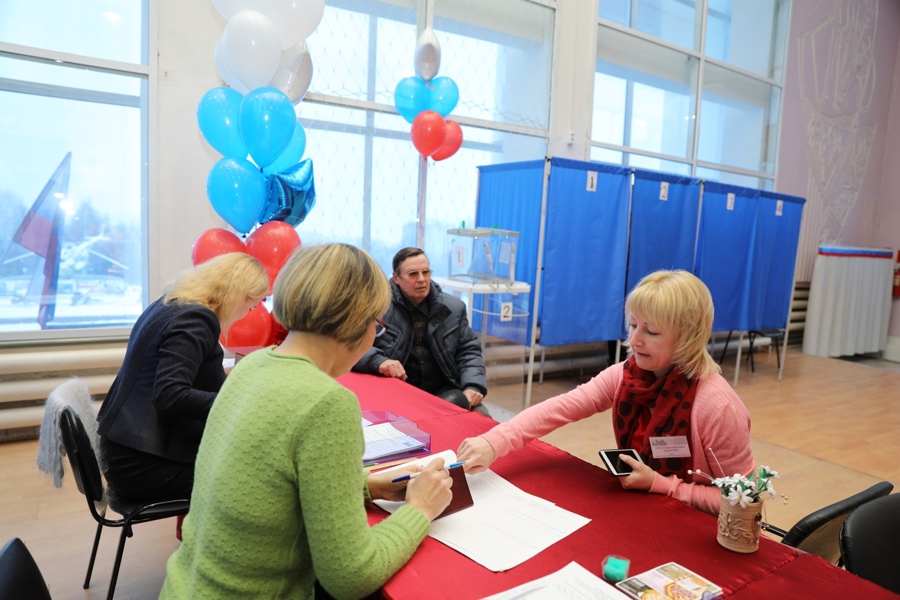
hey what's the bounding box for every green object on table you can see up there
[602,555,630,583]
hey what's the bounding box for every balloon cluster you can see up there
[192,223,300,347]
[393,28,463,161]
[191,1,324,346]
[212,0,320,102]
[199,0,322,236]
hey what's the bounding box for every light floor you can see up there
[2,348,898,599]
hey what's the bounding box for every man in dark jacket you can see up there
[353,247,488,413]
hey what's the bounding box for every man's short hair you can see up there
[392,247,427,274]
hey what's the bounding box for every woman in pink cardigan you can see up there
[457,270,755,515]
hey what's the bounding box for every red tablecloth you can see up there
[340,373,899,600]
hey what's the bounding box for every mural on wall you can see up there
[795,0,878,280]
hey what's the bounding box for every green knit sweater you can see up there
[160,348,430,599]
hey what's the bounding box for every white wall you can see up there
[153,1,233,297]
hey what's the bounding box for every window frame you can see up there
[591,0,790,188]
[0,0,155,345]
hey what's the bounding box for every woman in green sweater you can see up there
[161,244,453,599]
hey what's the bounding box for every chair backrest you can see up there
[0,537,52,600]
[841,493,900,594]
[59,406,106,514]
[781,481,893,564]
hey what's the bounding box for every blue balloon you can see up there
[197,87,247,158]
[428,77,459,117]
[238,87,296,168]
[206,157,267,234]
[394,77,430,123]
[259,158,317,226]
[263,120,307,175]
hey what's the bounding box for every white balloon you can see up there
[268,41,314,104]
[266,0,326,49]
[415,27,441,82]
[222,10,282,91]
[213,0,325,48]
[214,37,250,94]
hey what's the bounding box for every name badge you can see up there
[649,436,691,458]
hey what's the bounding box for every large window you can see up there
[593,0,789,188]
[0,2,149,338]
[301,0,553,276]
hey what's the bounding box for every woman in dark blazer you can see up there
[97,252,268,502]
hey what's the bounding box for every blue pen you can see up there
[391,462,465,483]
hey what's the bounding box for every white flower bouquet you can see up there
[691,464,779,508]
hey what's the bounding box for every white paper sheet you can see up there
[374,452,591,571]
[484,562,632,600]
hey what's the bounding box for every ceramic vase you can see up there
[716,496,762,553]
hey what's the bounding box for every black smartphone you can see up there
[598,449,643,476]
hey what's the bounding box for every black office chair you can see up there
[840,493,900,594]
[763,481,893,566]
[59,406,190,600]
[0,537,52,600]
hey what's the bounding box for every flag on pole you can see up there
[9,152,71,329]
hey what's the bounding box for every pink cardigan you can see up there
[481,362,755,515]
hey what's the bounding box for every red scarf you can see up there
[613,357,697,480]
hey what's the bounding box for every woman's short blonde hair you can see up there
[624,270,720,380]
[165,253,269,324]
[273,244,390,347]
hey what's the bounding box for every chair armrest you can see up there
[762,522,788,538]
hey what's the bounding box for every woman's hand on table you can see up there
[367,465,424,502]
[404,458,453,521]
[456,436,495,474]
[618,455,655,491]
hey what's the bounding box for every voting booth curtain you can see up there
[476,158,805,346]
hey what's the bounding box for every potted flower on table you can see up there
[690,463,779,553]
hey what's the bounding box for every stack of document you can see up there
[374,450,591,571]
[362,422,427,462]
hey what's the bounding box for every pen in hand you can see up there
[391,462,465,483]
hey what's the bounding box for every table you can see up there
[338,373,899,600]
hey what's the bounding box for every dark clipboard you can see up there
[435,466,474,519]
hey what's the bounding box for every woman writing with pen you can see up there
[161,244,453,600]
[457,270,755,516]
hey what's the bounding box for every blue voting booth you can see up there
[476,157,805,356]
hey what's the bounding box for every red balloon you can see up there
[410,110,446,157]
[268,312,289,346]
[246,221,301,288]
[222,303,272,348]
[191,228,246,266]
[432,120,463,161]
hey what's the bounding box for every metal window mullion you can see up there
[0,77,142,107]
[362,12,379,253]
[0,42,149,77]
[691,0,709,177]
[143,0,155,306]
[695,159,775,181]
[303,93,548,138]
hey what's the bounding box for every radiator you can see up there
[0,347,125,433]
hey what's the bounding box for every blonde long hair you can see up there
[624,270,719,380]
[165,253,269,328]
